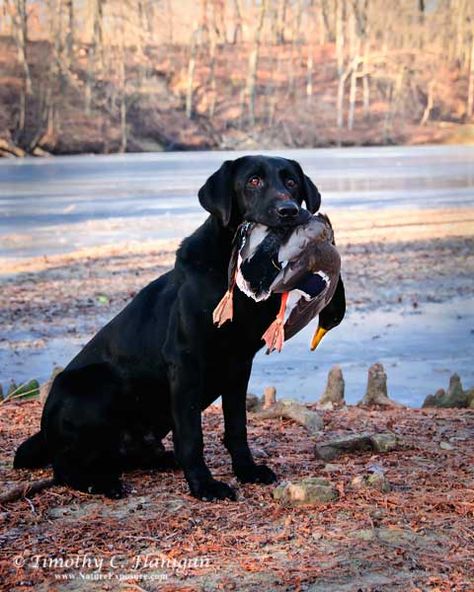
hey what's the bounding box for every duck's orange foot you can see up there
[262,318,285,353]
[213,290,234,327]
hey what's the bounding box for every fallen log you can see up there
[0,478,55,504]
[314,431,399,461]
[253,399,323,435]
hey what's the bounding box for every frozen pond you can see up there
[1,145,474,259]
[0,146,473,406]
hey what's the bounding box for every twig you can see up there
[0,478,55,504]
[0,385,39,406]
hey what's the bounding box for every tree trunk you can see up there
[246,0,267,125]
[64,0,74,63]
[306,50,314,104]
[335,0,345,132]
[362,40,370,118]
[232,0,243,45]
[185,29,198,119]
[420,80,434,125]
[276,0,287,44]
[12,0,32,95]
[208,32,217,118]
[467,28,474,118]
[347,30,361,131]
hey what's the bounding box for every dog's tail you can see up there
[14,431,51,469]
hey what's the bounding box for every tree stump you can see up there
[319,365,345,408]
[263,386,277,409]
[422,374,470,408]
[358,363,398,407]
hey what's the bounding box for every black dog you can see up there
[15,156,337,501]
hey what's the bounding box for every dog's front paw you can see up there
[190,478,237,502]
[235,463,277,484]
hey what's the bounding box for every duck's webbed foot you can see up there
[262,292,289,353]
[213,289,234,327]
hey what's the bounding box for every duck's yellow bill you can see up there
[310,326,327,351]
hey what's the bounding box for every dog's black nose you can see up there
[276,201,300,219]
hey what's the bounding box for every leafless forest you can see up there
[1,0,473,155]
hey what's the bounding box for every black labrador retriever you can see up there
[15,155,333,501]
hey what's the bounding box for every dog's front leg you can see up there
[222,359,277,485]
[169,360,236,502]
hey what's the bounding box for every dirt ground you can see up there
[0,400,473,591]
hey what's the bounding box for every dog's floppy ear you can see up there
[198,160,235,226]
[289,160,321,214]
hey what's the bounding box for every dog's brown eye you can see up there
[248,176,263,188]
[286,178,297,189]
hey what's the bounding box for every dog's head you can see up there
[198,155,321,228]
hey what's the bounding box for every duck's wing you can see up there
[283,272,331,340]
[269,216,334,294]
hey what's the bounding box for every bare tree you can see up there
[246,0,267,125]
[467,25,474,118]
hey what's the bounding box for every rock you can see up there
[263,386,277,409]
[246,393,261,412]
[315,433,373,461]
[315,432,399,461]
[254,399,323,435]
[322,463,343,473]
[358,363,399,407]
[422,374,471,408]
[273,477,339,505]
[370,432,399,453]
[319,365,345,408]
[350,527,417,545]
[439,441,454,451]
[367,473,391,492]
[351,472,390,492]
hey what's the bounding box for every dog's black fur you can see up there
[15,155,325,501]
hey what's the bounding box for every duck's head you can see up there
[311,275,346,350]
[198,156,321,230]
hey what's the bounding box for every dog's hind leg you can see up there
[43,363,128,498]
[53,454,124,498]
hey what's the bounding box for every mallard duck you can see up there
[213,214,345,352]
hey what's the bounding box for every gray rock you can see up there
[371,432,399,452]
[351,473,391,493]
[315,431,399,461]
[319,365,345,408]
[273,477,339,505]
